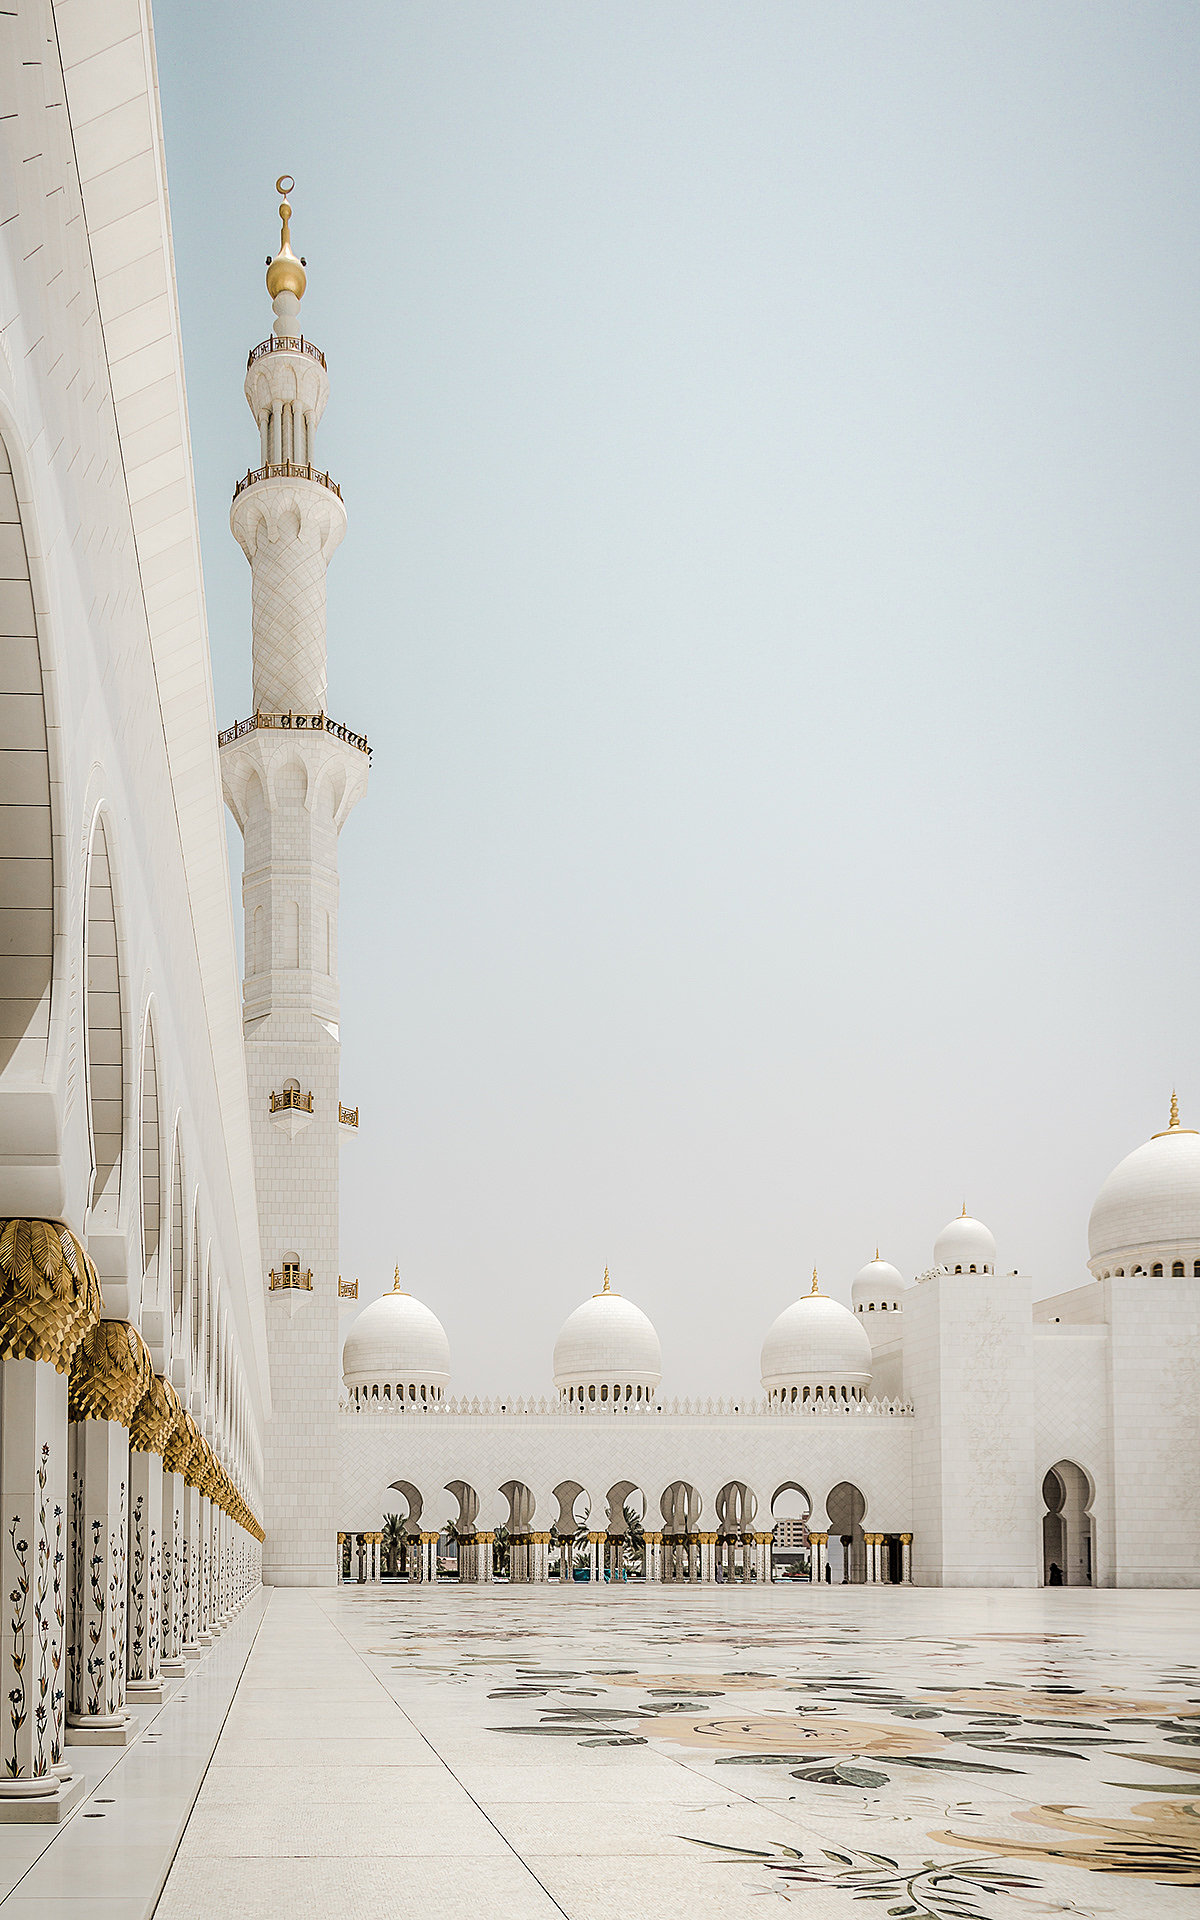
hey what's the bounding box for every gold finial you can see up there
[1171,1088,1180,1129]
[266,173,306,305]
[811,1266,820,1295]
[961,1201,968,1217]
[392,1264,405,1294]
[602,1266,611,1292]
[874,1246,880,1263]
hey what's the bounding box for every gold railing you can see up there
[218,710,371,758]
[269,1266,312,1292]
[338,1103,358,1128]
[338,1277,359,1300]
[270,1088,313,1113]
[232,461,342,503]
[247,335,326,370]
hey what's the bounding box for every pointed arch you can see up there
[0,428,54,1083]
[85,813,124,1222]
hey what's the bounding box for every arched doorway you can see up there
[770,1483,812,1582]
[1042,1462,1094,1587]
[825,1481,867,1584]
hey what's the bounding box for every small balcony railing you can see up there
[218,710,371,758]
[338,1277,359,1300]
[247,335,326,371]
[338,1103,358,1128]
[270,1088,313,1114]
[269,1265,312,1292]
[233,460,342,504]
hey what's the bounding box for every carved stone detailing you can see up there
[68,1320,153,1427]
[0,1219,103,1370]
[128,1374,182,1457]
[179,1419,206,1491]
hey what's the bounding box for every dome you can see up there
[760,1273,873,1402]
[851,1252,908,1319]
[1088,1096,1200,1275]
[342,1269,450,1405]
[553,1271,662,1406]
[934,1210,997,1275]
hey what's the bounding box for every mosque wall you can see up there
[1104,1275,1200,1587]
[904,1273,1040,1587]
[1032,1325,1113,1587]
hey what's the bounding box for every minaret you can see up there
[220,178,368,1585]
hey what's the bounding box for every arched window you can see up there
[955,1265,962,1274]
[969,1264,977,1273]
[1152,1263,1163,1277]
[588,1384,596,1402]
[868,1301,875,1311]
[1173,1261,1185,1277]
[600,1384,608,1402]
[881,1301,887,1310]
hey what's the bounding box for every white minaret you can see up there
[220,178,368,1585]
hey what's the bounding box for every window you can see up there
[868,1301,875,1311]
[969,1264,977,1273]
[1152,1263,1163,1277]
[1173,1262,1185,1277]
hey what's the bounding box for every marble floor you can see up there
[3,1584,1196,1919]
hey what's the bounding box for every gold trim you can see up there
[266,178,306,302]
[129,1372,182,1456]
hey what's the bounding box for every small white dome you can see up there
[1088,1099,1200,1273]
[851,1254,908,1318]
[760,1276,872,1400]
[553,1272,662,1403]
[934,1211,997,1275]
[342,1273,450,1398]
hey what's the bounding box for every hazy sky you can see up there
[155,2,1200,1398]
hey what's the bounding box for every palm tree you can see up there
[381,1512,405,1578]
[623,1500,645,1578]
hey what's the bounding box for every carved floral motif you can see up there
[0,1220,102,1370]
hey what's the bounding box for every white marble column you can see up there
[900,1533,912,1584]
[180,1483,201,1655]
[587,1532,603,1584]
[810,1531,827,1583]
[159,1468,187,1674]
[643,1531,661,1581]
[478,1531,494,1583]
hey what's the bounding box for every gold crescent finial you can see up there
[602,1266,611,1293]
[392,1264,402,1292]
[811,1266,819,1294]
[1171,1088,1180,1129]
[266,173,306,305]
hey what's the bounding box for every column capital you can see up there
[899,1532,912,1544]
[808,1530,828,1544]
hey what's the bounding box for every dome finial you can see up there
[1170,1088,1180,1129]
[602,1266,611,1292]
[265,173,306,330]
[811,1266,820,1295]
[874,1246,880,1262]
[392,1264,405,1294]
[961,1200,967,1217]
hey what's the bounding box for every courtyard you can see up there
[0,1584,1194,1918]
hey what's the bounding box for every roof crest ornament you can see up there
[392,1263,408,1295]
[811,1266,820,1295]
[266,172,306,330]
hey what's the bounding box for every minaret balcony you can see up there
[218,710,371,759]
[338,1103,359,1132]
[269,1085,314,1138]
[233,460,341,504]
[269,1263,312,1292]
[247,334,326,371]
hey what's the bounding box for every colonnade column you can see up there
[900,1533,912,1584]
[643,1530,662,1581]
[66,1319,154,1747]
[587,1531,604,1584]
[755,1530,773,1583]
[699,1532,717,1583]
[477,1531,494,1583]
[336,1531,346,1582]
[863,1533,878,1584]
[458,1533,476,1582]
[126,1374,180,1703]
[159,1418,192,1674]
[809,1530,827,1583]
[531,1532,550,1582]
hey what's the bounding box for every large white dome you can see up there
[760,1275,873,1402]
[343,1272,450,1404]
[934,1210,997,1275]
[553,1272,662,1406]
[1088,1100,1200,1274]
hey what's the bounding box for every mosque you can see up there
[0,0,1195,1836]
[337,1112,1200,1591]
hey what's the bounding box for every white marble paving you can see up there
[143,1582,1200,1920]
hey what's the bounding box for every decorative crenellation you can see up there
[341,1391,914,1419]
[0,1219,103,1370]
[68,1319,153,1427]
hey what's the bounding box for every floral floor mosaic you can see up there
[325,1582,1199,1919]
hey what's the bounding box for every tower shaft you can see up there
[220,184,367,1586]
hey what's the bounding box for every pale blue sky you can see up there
[156,2,1200,1396]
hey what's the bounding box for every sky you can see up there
[154,2,1200,1399]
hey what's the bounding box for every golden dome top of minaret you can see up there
[265,175,307,303]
